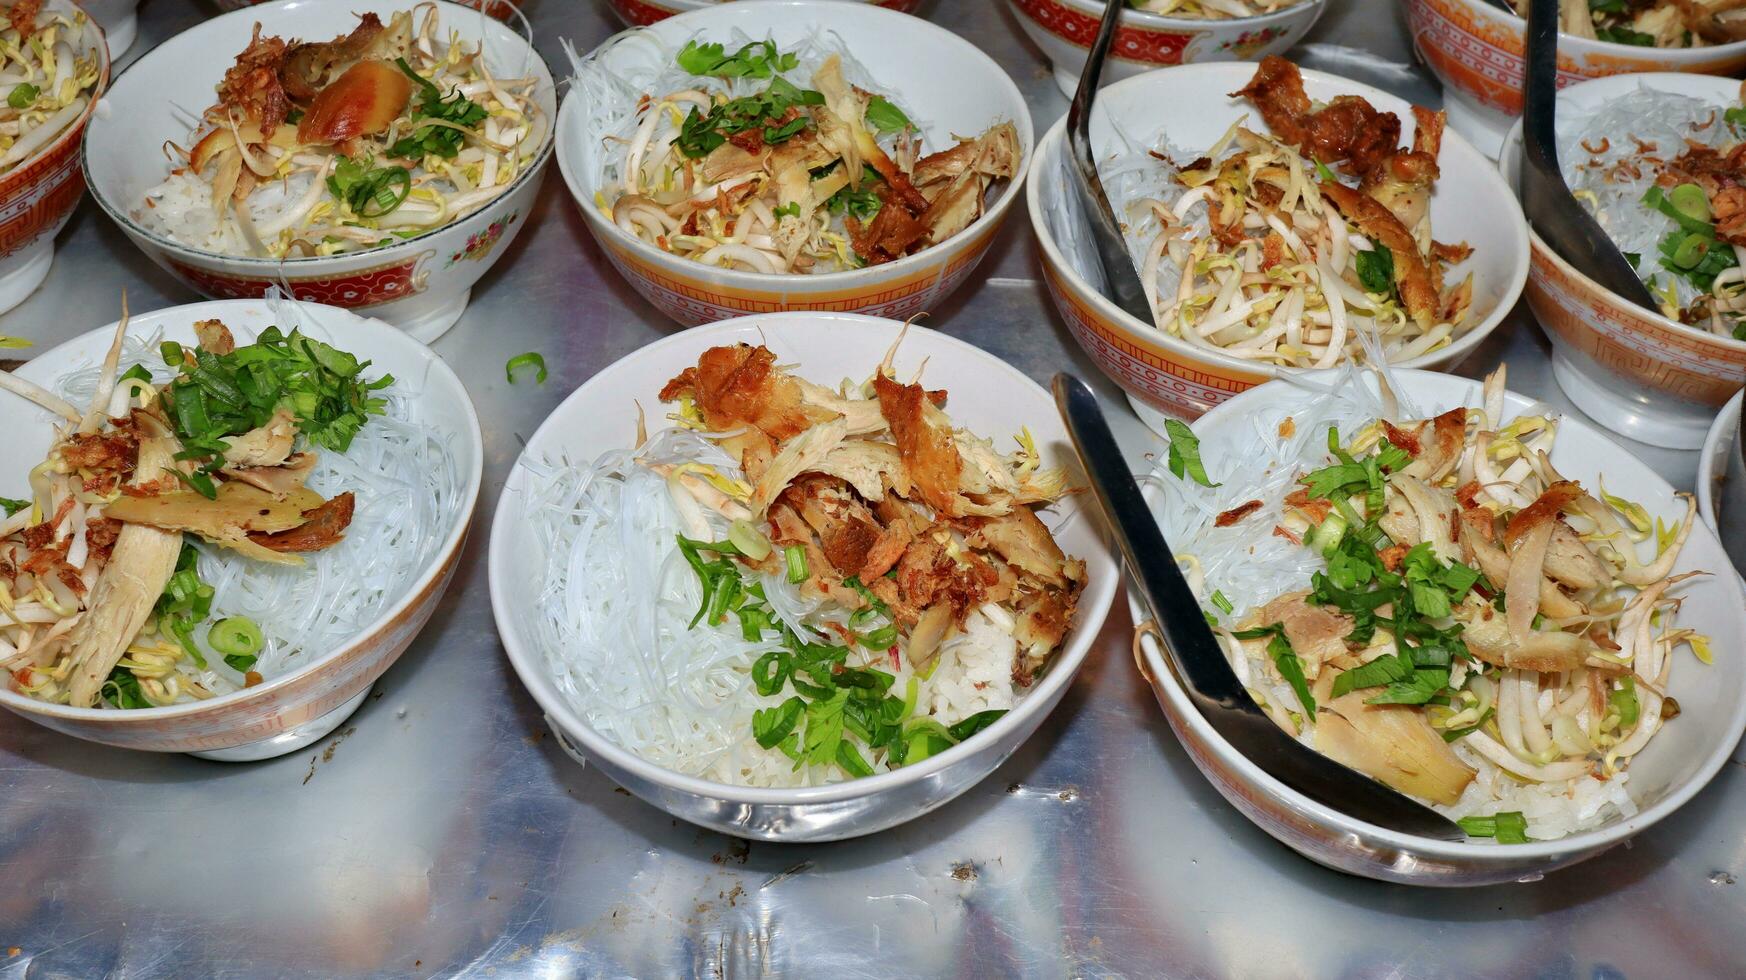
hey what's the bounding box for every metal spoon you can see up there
[1063,0,1153,323]
[1519,0,1656,310]
[1053,372,1467,842]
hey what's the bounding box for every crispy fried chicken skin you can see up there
[217,25,292,135]
[1234,57,1464,331]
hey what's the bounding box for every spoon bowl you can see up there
[1516,0,1655,312]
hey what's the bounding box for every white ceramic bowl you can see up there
[1029,62,1529,428]
[489,311,1119,841]
[604,0,923,28]
[79,0,138,59]
[1697,390,1746,581]
[1130,368,1746,885]
[0,0,108,316]
[83,0,556,344]
[1008,0,1327,97]
[1402,0,1746,159]
[557,0,1033,327]
[1497,74,1746,450]
[0,299,483,758]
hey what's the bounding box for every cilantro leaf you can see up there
[389,58,487,160]
[864,95,911,134]
[676,39,798,79]
[1354,246,1396,295]
[1163,419,1220,488]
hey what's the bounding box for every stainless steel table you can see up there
[2,1,1742,977]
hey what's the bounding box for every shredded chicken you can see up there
[659,341,1084,687]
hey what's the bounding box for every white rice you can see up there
[140,171,318,257]
[522,427,1021,789]
[1148,365,1636,841]
[1562,85,1744,314]
[53,321,461,690]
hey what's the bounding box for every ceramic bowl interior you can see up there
[1030,63,1529,385]
[1131,369,1746,878]
[558,0,1032,292]
[490,312,1118,838]
[0,298,482,741]
[82,0,556,269]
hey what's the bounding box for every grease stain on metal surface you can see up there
[301,727,358,785]
[711,839,751,865]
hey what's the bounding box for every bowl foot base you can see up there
[100,11,137,59]
[382,288,470,345]
[0,239,55,316]
[1053,66,1079,99]
[1550,351,1711,450]
[187,683,375,763]
[1442,95,1510,161]
[1127,393,1177,439]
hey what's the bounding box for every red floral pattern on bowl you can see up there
[450,212,518,264]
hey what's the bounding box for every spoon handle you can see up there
[1063,0,1154,323]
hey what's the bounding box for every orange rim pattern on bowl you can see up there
[0,48,107,257]
[1403,0,1746,117]
[164,251,435,309]
[607,0,921,26]
[15,537,467,752]
[1525,244,1746,408]
[1011,0,1202,65]
[1041,262,1267,418]
[598,221,999,326]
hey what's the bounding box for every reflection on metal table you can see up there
[0,1,1740,976]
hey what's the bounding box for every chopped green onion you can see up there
[208,617,263,667]
[784,544,809,583]
[753,696,805,749]
[862,624,898,650]
[1670,183,1712,223]
[727,519,771,561]
[506,352,548,385]
[1609,676,1640,728]
[947,709,1006,742]
[1458,810,1530,844]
